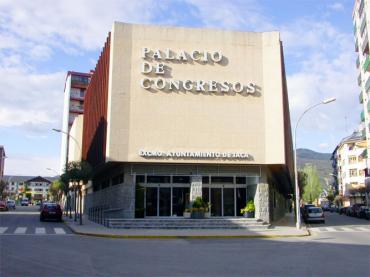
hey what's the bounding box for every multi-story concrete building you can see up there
[3,175,57,201]
[0,146,5,180]
[353,0,370,173]
[76,22,294,224]
[332,131,367,204]
[59,71,91,173]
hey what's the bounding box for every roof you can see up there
[3,175,59,183]
[25,176,52,184]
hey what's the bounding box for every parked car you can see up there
[358,206,370,219]
[346,206,355,216]
[339,206,347,215]
[352,204,365,218]
[322,204,330,212]
[6,200,16,210]
[365,208,370,220]
[304,207,325,224]
[329,205,339,213]
[40,203,62,222]
[301,204,315,220]
[0,200,8,211]
[21,198,29,206]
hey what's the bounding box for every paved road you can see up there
[1,208,369,276]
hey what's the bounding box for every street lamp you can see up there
[294,97,336,229]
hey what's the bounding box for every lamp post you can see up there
[52,128,82,221]
[294,97,336,229]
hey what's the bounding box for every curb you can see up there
[63,222,311,239]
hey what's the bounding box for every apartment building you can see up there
[332,131,367,204]
[59,71,92,173]
[354,0,370,173]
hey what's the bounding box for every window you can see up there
[349,169,358,177]
[349,156,357,164]
[202,176,209,184]
[236,177,246,184]
[147,176,170,183]
[136,175,145,184]
[211,176,233,184]
[173,176,190,183]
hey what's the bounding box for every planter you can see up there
[204,211,211,218]
[191,211,205,219]
[183,212,191,218]
[244,211,255,218]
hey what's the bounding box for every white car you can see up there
[21,199,29,206]
[6,200,16,209]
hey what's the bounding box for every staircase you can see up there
[104,218,270,229]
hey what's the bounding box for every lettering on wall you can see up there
[140,48,257,94]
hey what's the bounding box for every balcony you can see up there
[362,35,369,54]
[365,76,370,91]
[359,0,365,18]
[360,16,367,36]
[358,73,362,86]
[69,105,84,114]
[70,93,85,101]
[360,91,364,103]
[356,56,360,68]
[361,110,365,122]
[355,39,359,52]
[367,101,370,112]
[354,23,357,35]
[363,55,370,72]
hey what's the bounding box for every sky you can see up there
[0,0,360,176]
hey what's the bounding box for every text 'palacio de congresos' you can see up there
[64,22,294,223]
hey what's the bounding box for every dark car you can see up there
[304,207,325,224]
[339,206,347,215]
[365,208,370,220]
[358,206,370,219]
[40,203,62,222]
[0,200,8,211]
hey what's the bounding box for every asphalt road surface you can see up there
[1,207,369,277]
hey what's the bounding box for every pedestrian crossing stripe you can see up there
[14,227,27,234]
[310,227,370,232]
[54,228,66,234]
[0,227,8,234]
[0,227,68,235]
[35,227,46,234]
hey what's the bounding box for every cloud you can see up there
[318,143,329,149]
[0,67,65,133]
[328,3,345,11]
[282,18,359,139]
[5,154,60,176]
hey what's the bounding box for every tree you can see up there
[0,179,8,199]
[64,160,93,225]
[326,186,335,204]
[302,164,323,204]
[298,171,308,198]
[49,180,65,202]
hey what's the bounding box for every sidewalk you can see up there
[63,212,309,239]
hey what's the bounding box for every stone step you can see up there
[105,218,269,229]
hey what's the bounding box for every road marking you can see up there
[35,227,46,234]
[54,228,66,234]
[356,227,369,231]
[340,227,352,232]
[14,227,27,234]
[326,227,336,232]
[0,227,8,234]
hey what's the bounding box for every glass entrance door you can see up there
[211,188,222,216]
[159,188,171,216]
[145,187,157,216]
[223,188,235,216]
[236,188,246,216]
[172,187,190,216]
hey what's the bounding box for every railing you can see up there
[362,35,369,54]
[365,76,370,91]
[88,205,110,225]
[360,16,367,36]
[357,56,360,68]
[359,0,365,18]
[361,110,365,122]
[358,73,362,86]
[363,55,370,72]
[360,91,364,103]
